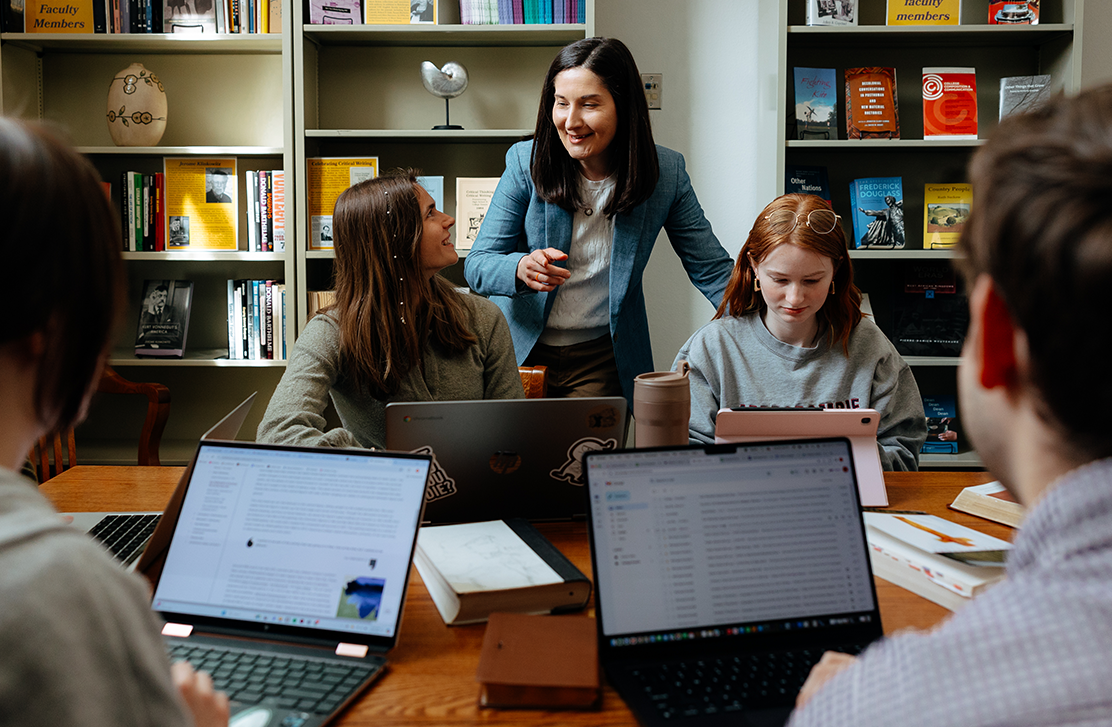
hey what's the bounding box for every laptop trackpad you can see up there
[230,703,319,727]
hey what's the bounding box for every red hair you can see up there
[715,193,862,354]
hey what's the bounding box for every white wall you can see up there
[597,0,780,371]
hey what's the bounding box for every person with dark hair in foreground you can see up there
[258,171,522,450]
[0,118,227,725]
[790,85,1112,725]
[464,37,732,403]
[674,193,925,470]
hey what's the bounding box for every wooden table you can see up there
[42,467,1000,726]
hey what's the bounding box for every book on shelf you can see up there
[416,175,444,212]
[227,279,285,360]
[891,260,968,357]
[306,157,379,250]
[849,177,904,250]
[988,0,1037,24]
[923,183,971,249]
[306,290,337,322]
[999,75,1052,119]
[24,0,94,31]
[923,67,978,140]
[785,164,832,205]
[413,518,591,626]
[135,279,193,358]
[360,0,433,24]
[950,481,1024,528]
[308,0,359,24]
[271,171,286,252]
[119,171,166,251]
[163,0,217,33]
[475,613,600,710]
[805,0,856,26]
[245,170,281,252]
[455,177,500,252]
[845,67,900,140]
[864,511,1009,612]
[164,158,238,251]
[887,0,959,25]
[793,68,838,140]
[921,394,959,454]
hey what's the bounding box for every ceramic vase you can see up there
[106,63,167,146]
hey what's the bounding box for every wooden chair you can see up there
[518,365,548,399]
[31,366,171,482]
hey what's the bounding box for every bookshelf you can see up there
[778,0,1084,469]
[291,0,595,333]
[0,17,296,461]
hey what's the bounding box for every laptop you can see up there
[385,397,627,523]
[152,439,432,727]
[63,392,257,569]
[714,408,888,507]
[584,439,884,726]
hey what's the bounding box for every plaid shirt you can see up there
[790,458,1112,726]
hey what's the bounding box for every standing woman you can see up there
[674,193,926,470]
[464,37,733,403]
[259,171,523,450]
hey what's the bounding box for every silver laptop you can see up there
[153,439,432,727]
[584,439,884,726]
[385,397,627,523]
[63,392,257,569]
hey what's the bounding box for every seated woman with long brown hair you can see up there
[673,193,926,470]
[259,171,523,450]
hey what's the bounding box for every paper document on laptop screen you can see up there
[153,445,427,637]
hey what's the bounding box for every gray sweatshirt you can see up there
[258,291,524,450]
[673,313,926,471]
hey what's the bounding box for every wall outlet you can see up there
[641,73,662,110]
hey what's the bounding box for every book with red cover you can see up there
[845,67,900,139]
[923,67,978,140]
[476,613,600,709]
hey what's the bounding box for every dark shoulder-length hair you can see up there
[0,118,124,435]
[531,36,658,217]
[715,193,862,354]
[330,169,476,399]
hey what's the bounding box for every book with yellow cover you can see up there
[163,158,238,251]
[887,0,959,25]
[923,183,971,249]
[305,157,378,250]
[24,0,94,32]
[364,0,436,24]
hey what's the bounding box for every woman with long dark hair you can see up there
[259,170,522,450]
[674,193,926,470]
[464,37,732,403]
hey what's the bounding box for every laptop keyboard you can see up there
[167,643,376,715]
[88,513,160,564]
[628,646,865,720]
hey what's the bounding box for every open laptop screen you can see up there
[585,439,877,646]
[152,442,430,642]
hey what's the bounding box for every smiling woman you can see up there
[464,37,733,404]
[673,193,927,471]
[257,170,524,450]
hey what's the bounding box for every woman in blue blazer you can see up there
[464,37,732,403]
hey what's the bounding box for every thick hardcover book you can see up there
[921,394,959,454]
[793,67,838,140]
[806,0,856,26]
[999,74,1051,118]
[923,183,971,249]
[476,613,600,709]
[845,67,899,139]
[988,0,1037,24]
[849,176,904,249]
[950,481,1024,528]
[785,164,831,204]
[306,157,378,249]
[923,67,977,140]
[887,0,958,25]
[135,279,193,358]
[414,519,591,626]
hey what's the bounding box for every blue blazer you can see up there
[464,141,733,403]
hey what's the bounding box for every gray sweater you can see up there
[258,291,524,450]
[673,313,926,471]
[0,468,189,726]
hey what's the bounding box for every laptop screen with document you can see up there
[152,441,430,646]
[585,439,878,652]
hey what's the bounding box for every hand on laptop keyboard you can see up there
[171,660,230,727]
[794,651,858,710]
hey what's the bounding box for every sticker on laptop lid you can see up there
[551,437,618,486]
[411,446,457,502]
[587,404,621,430]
